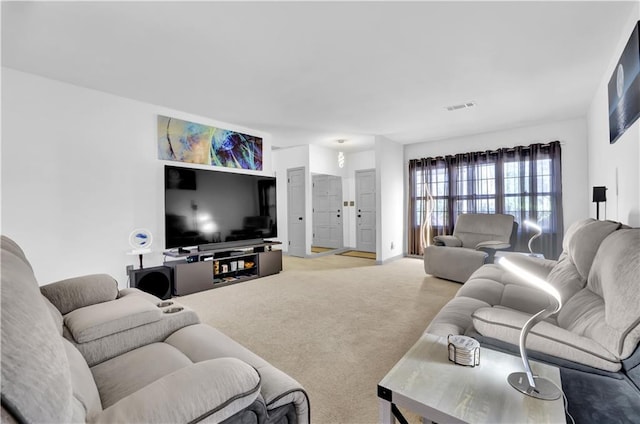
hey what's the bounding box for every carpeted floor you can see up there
[177,254,460,424]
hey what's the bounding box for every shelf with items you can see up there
[213,257,257,277]
[164,241,282,295]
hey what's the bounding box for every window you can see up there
[454,163,496,215]
[408,142,563,259]
[503,159,553,231]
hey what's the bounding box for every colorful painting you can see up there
[158,115,263,170]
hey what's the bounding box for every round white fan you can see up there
[128,228,153,254]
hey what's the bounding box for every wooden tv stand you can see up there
[164,241,282,296]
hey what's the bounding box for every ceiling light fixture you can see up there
[445,101,477,111]
[337,139,346,144]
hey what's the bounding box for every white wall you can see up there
[2,68,272,286]
[375,136,404,262]
[587,9,640,226]
[404,117,589,231]
[309,144,347,178]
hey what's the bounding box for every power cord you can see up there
[545,376,576,424]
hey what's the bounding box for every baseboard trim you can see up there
[376,253,405,265]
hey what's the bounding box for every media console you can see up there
[164,241,282,296]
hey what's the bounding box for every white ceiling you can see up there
[2,1,635,152]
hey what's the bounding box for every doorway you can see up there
[312,174,343,253]
[287,167,306,257]
[355,169,376,253]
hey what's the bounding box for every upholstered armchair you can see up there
[424,213,516,283]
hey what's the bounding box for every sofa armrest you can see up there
[118,287,163,304]
[433,235,462,247]
[93,358,261,424]
[40,274,119,315]
[475,240,511,251]
[64,296,162,343]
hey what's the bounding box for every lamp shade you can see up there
[593,186,607,202]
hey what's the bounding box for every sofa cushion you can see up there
[64,296,162,343]
[62,339,102,421]
[43,295,64,335]
[468,263,505,281]
[68,304,200,367]
[424,245,487,283]
[462,261,552,315]
[499,284,552,315]
[1,237,74,423]
[453,213,514,248]
[546,256,585,303]
[425,296,490,336]
[91,342,193,408]
[472,306,621,371]
[165,324,310,423]
[586,229,640,359]
[94,358,261,424]
[41,274,119,315]
[563,219,620,281]
[456,278,505,305]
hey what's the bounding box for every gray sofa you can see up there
[426,218,640,422]
[423,213,516,283]
[1,235,310,424]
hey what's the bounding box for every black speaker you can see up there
[130,266,172,300]
[593,186,607,202]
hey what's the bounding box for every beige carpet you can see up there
[177,254,460,424]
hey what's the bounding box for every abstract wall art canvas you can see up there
[158,115,263,170]
[608,21,640,144]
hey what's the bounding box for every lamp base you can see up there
[508,372,561,401]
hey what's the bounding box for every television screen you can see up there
[164,165,277,249]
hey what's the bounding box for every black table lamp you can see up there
[592,186,607,220]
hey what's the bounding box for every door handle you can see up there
[357,215,361,218]
[298,217,303,220]
[337,215,341,218]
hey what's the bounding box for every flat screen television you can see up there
[164,165,277,250]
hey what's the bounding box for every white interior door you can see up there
[312,174,343,249]
[356,169,376,253]
[287,167,306,257]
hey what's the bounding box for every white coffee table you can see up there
[378,333,566,423]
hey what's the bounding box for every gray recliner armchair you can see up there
[424,213,516,283]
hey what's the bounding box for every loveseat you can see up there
[423,213,516,282]
[426,218,640,422]
[1,235,310,424]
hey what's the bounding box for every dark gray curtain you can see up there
[408,141,563,259]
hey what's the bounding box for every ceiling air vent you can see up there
[446,101,476,111]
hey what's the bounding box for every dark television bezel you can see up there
[163,165,277,251]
